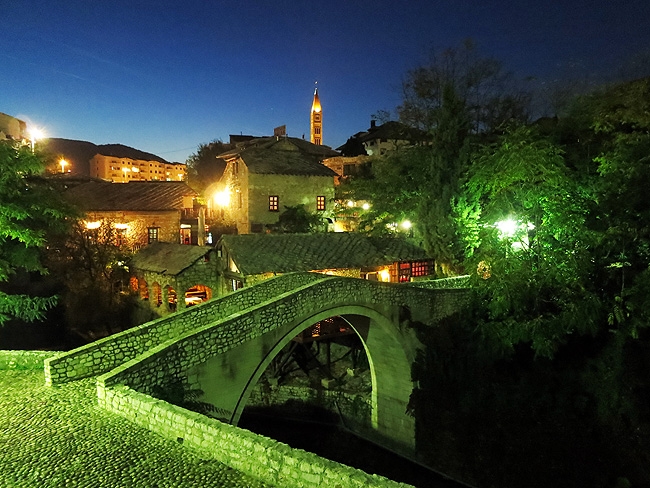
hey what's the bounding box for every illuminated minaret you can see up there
[310,84,322,145]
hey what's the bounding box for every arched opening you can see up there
[151,282,162,307]
[222,305,414,450]
[241,314,371,430]
[166,285,177,312]
[183,284,212,307]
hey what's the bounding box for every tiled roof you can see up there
[218,233,430,275]
[219,137,339,177]
[130,242,212,275]
[63,180,197,212]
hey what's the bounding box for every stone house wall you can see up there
[83,210,181,249]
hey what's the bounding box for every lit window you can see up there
[411,261,429,277]
[147,227,159,243]
[316,195,326,211]
[269,195,279,212]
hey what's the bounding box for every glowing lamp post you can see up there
[59,159,68,173]
[213,188,231,219]
[29,127,44,153]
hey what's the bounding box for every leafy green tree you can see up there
[456,126,598,357]
[0,143,72,325]
[580,78,650,340]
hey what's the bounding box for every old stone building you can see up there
[63,179,205,249]
[217,136,339,234]
[129,242,218,314]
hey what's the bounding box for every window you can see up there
[315,127,321,134]
[398,262,411,282]
[316,195,326,211]
[147,227,159,243]
[314,138,321,145]
[116,228,126,247]
[411,261,430,277]
[269,195,279,211]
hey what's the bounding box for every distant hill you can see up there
[42,138,170,176]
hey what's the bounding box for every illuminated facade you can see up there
[91,154,186,183]
[63,180,204,249]
[217,136,338,234]
[310,86,322,145]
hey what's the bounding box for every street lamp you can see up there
[29,127,44,153]
[59,159,68,173]
[213,189,231,207]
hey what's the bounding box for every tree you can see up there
[456,126,598,357]
[398,39,531,135]
[44,218,153,339]
[269,205,324,233]
[0,143,72,325]
[185,140,231,195]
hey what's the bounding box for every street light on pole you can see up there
[29,127,43,153]
[59,159,68,173]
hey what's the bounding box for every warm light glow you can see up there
[333,220,346,232]
[347,200,354,207]
[362,203,370,210]
[131,167,139,172]
[214,188,231,207]
[85,221,101,230]
[401,220,412,230]
[378,268,391,282]
[29,127,44,152]
[29,127,44,141]
[59,159,68,173]
[114,223,129,230]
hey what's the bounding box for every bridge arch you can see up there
[195,303,415,452]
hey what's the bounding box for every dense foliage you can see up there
[0,143,71,326]
[340,45,650,484]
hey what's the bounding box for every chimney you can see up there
[370,120,376,129]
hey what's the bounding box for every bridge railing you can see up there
[45,272,331,385]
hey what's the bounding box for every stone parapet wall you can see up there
[45,273,329,385]
[409,275,471,289]
[0,350,58,370]
[98,383,413,488]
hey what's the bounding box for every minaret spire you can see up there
[310,82,322,145]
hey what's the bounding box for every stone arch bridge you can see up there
[45,272,467,457]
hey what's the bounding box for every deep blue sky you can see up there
[2,0,649,163]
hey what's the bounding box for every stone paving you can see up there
[0,370,271,488]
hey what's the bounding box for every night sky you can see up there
[3,0,649,163]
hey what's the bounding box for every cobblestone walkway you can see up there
[0,370,271,488]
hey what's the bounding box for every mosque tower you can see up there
[310,84,322,145]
